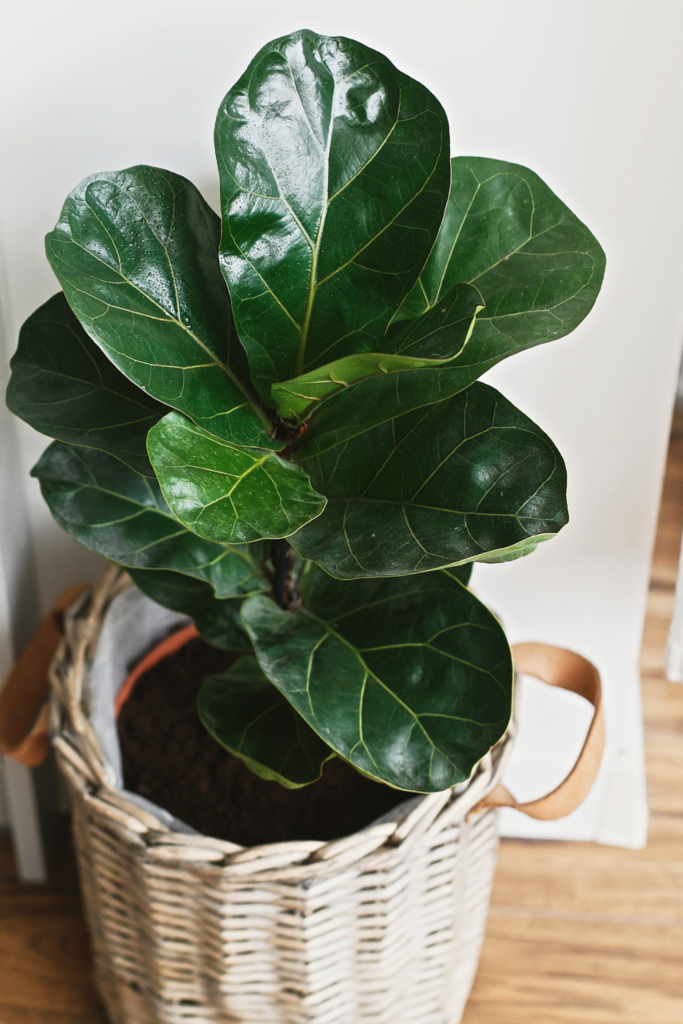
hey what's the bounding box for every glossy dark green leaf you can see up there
[128,568,252,650]
[291,383,567,578]
[300,156,606,457]
[270,284,482,422]
[399,157,606,341]
[216,29,451,400]
[241,565,513,792]
[31,441,269,597]
[147,411,327,544]
[6,293,166,476]
[45,165,279,449]
[199,656,334,788]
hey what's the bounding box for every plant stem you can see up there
[271,539,291,609]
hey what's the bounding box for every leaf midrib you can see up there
[294,71,337,376]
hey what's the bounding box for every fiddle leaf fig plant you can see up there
[5,29,605,793]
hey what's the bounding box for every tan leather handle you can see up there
[0,584,89,766]
[473,642,605,820]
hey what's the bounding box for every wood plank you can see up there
[465,916,683,1024]
[483,817,683,921]
[0,823,106,1024]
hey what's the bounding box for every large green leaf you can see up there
[216,29,451,400]
[128,568,252,650]
[270,283,482,422]
[241,565,513,792]
[147,411,326,544]
[291,383,567,578]
[31,441,269,597]
[398,156,606,342]
[6,293,166,476]
[199,656,334,788]
[299,156,606,457]
[45,165,279,449]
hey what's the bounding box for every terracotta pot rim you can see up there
[114,622,199,717]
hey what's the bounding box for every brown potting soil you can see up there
[117,634,405,847]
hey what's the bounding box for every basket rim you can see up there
[50,564,515,876]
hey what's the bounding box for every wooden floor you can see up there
[3,413,683,1023]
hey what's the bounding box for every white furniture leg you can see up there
[3,756,47,881]
[0,343,48,881]
[667,519,683,682]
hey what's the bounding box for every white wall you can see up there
[2,0,683,846]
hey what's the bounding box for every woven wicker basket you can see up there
[47,566,526,1024]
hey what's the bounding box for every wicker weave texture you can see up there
[50,567,512,1024]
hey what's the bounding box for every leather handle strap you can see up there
[473,642,605,820]
[0,584,89,767]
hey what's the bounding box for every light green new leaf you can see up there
[128,568,253,650]
[292,364,476,459]
[291,383,567,578]
[270,284,482,422]
[199,656,334,788]
[147,412,327,544]
[242,566,513,792]
[6,293,166,476]
[300,155,606,457]
[45,165,279,449]
[216,28,451,400]
[31,441,269,597]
